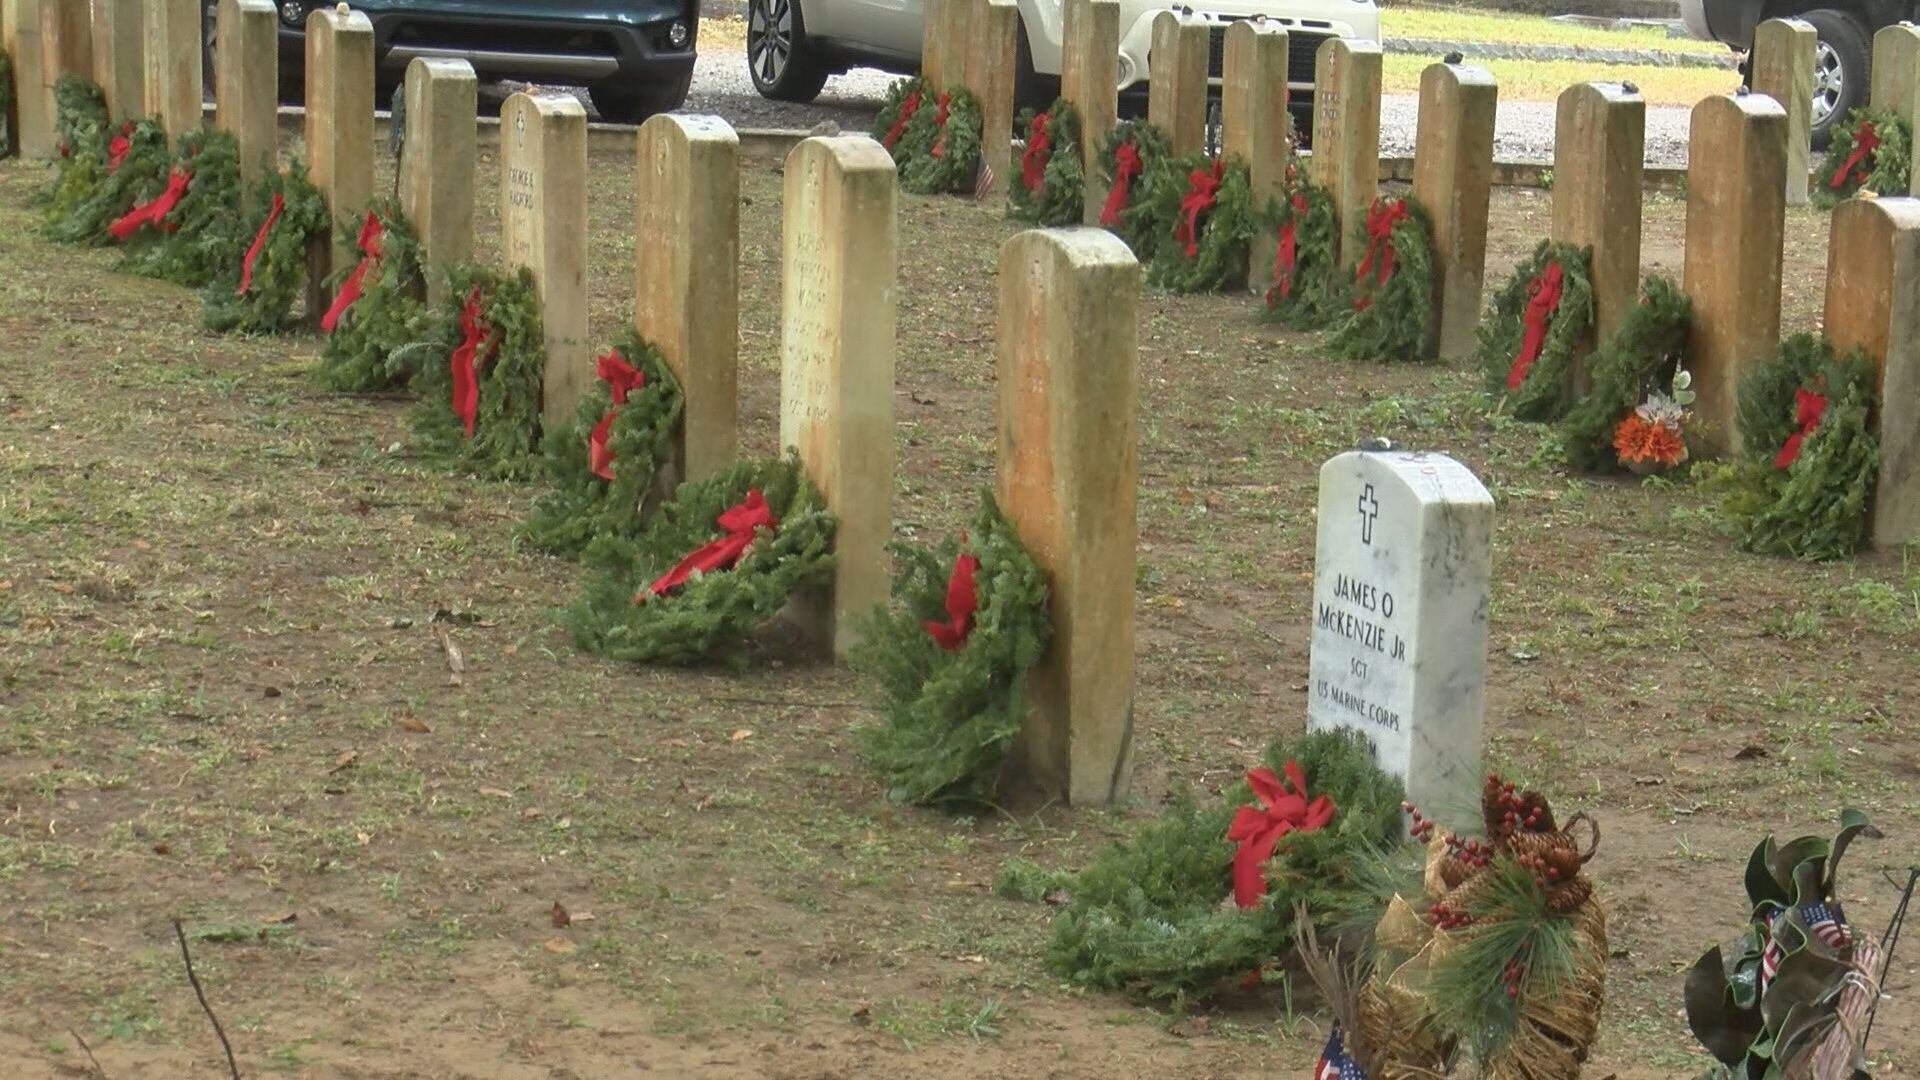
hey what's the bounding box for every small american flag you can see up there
[973,161,996,201]
[1801,901,1852,950]
[1316,1026,1368,1080]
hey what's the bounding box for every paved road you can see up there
[677,42,1695,166]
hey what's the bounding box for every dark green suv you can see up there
[228,0,698,122]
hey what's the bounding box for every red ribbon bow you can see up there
[1226,761,1335,908]
[923,550,981,651]
[449,285,496,438]
[1832,121,1880,190]
[882,89,922,151]
[1353,198,1410,306]
[235,192,285,297]
[587,349,648,482]
[1774,387,1828,468]
[642,490,778,600]
[1100,140,1142,227]
[1173,159,1225,259]
[107,169,192,241]
[107,124,132,173]
[1019,112,1053,193]
[1504,262,1565,391]
[929,92,953,160]
[320,212,385,332]
[1265,193,1310,305]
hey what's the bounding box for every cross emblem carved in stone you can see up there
[1358,484,1379,545]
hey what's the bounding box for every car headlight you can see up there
[279,0,305,26]
[667,19,690,49]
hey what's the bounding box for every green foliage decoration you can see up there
[408,263,549,481]
[1143,153,1258,294]
[1684,810,1881,1077]
[1259,177,1341,330]
[50,75,109,161]
[1705,333,1879,561]
[1326,195,1438,363]
[1477,240,1595,422]
[852,493,1050,808]
[201,163,330,335]
[117,128,247,287]
[1813,107,1911,207]
[899,86,983,195]
[1006,98,1083,226]
[563,455,838,666]
[522,326,684,557]
[44,117,167,245]
[1557,275,1693,472]
[871,76,932,158]
[1095,120,1174,262]
[315,199,432,390]
[1040,730,1406,1003]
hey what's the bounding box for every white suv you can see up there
[746,0,1380,138]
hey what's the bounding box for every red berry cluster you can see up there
[1490,775,1547,833]
[1515,850,1566,890]
[1426,902,1474,931]
[1444,833,1493,869]
[1403,801,1438,841]
[1502,956,1528,1000]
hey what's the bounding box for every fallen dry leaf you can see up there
[729,729,753,743]
[1732,745,1770,761]
[551,901,571,928]
[260,912,297,925]
[441,632,465,687]
[1168,1016,1211,1038]
[398,717,432,734]
[479,786,514,800]
[542,937,576,955]
[328,751,358,774]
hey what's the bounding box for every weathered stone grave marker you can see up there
[145,0,203,140]
[38,0,91,95]
[1062,0,1119,225]
[400,57,477,304]
[997,226,1140,806]
[216,0,279,183]
[1222,19,1289,294]
[1870,22,1920,113]
[1412,59,1497,361]
[1149,9,1210,158]
[91,0,143,122]
[1552,82,1644,388]
[1751,18,1814,207]
[5,0,54,157]
[780,136,896,658]
[1684,93,1787,454]
[965,0,1017,197]
[1823,196,1920,546]
[919,0,969,89]
[1313,36,1382,267]
[305,6,373,317]
[501,91,590,431]
[1307,449,1493,821]
[637,112,739,485]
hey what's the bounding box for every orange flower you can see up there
[1613,413,1688,467]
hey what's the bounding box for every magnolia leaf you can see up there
[1746,838,1791,910]
[1773,1001,1841,1066]
[1759,947,1849,1033]
[1767,835,1829,901]
[1685,946,1764,1063]
[1824,808,1881,896]
[1791,855,1829,907]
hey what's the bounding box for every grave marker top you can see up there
[1307,449,1493,823]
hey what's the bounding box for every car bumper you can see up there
[1118,4,1379,92]
[1678,0,1755,49]
[276,4,697,88]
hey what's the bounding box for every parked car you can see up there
[744,0,1382,142]
[1681,0,1898,148]
[206,0,699,123]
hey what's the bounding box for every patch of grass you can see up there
[1383,5,1728,55]
[1382,53,1739,105]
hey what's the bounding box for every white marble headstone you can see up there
[1306,449,1493,824]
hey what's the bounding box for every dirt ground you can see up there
[1,141,1916,1080]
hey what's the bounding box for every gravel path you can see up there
[680,45,1695,167]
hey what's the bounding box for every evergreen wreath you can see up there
[871,76,932,159]
[49,75,109,163]
[202,163,330,334]
[1812,106,1912,207]
[315,199,432,391]
[522,326,685,557]
[1006,98,1083,226]
[43,117,167,245]
[1096,120,1174,262]
[1707,333,1880,561]
[1478,240,1595,422]
[0,49,15,158]
[1558,275,1693,472]
[1142,152,1258,294]
[852,492,1050,808]
[117,128,247,288]
[563,454,838,666]
[899,86,982,195]
[408,263,549,481]
[1038,729,1406,1004]
[1326,194,1439,363]
[1259,178,1341,330]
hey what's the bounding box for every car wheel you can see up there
[747,0,829,103]
[590,73,693,125]
[1012,17,1058,114]
[1802,9,1869,151]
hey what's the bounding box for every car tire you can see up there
[590,73,693,125]
[1012,17,1058,114]
[1802,8,1869,151]
[747,0,830,103]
